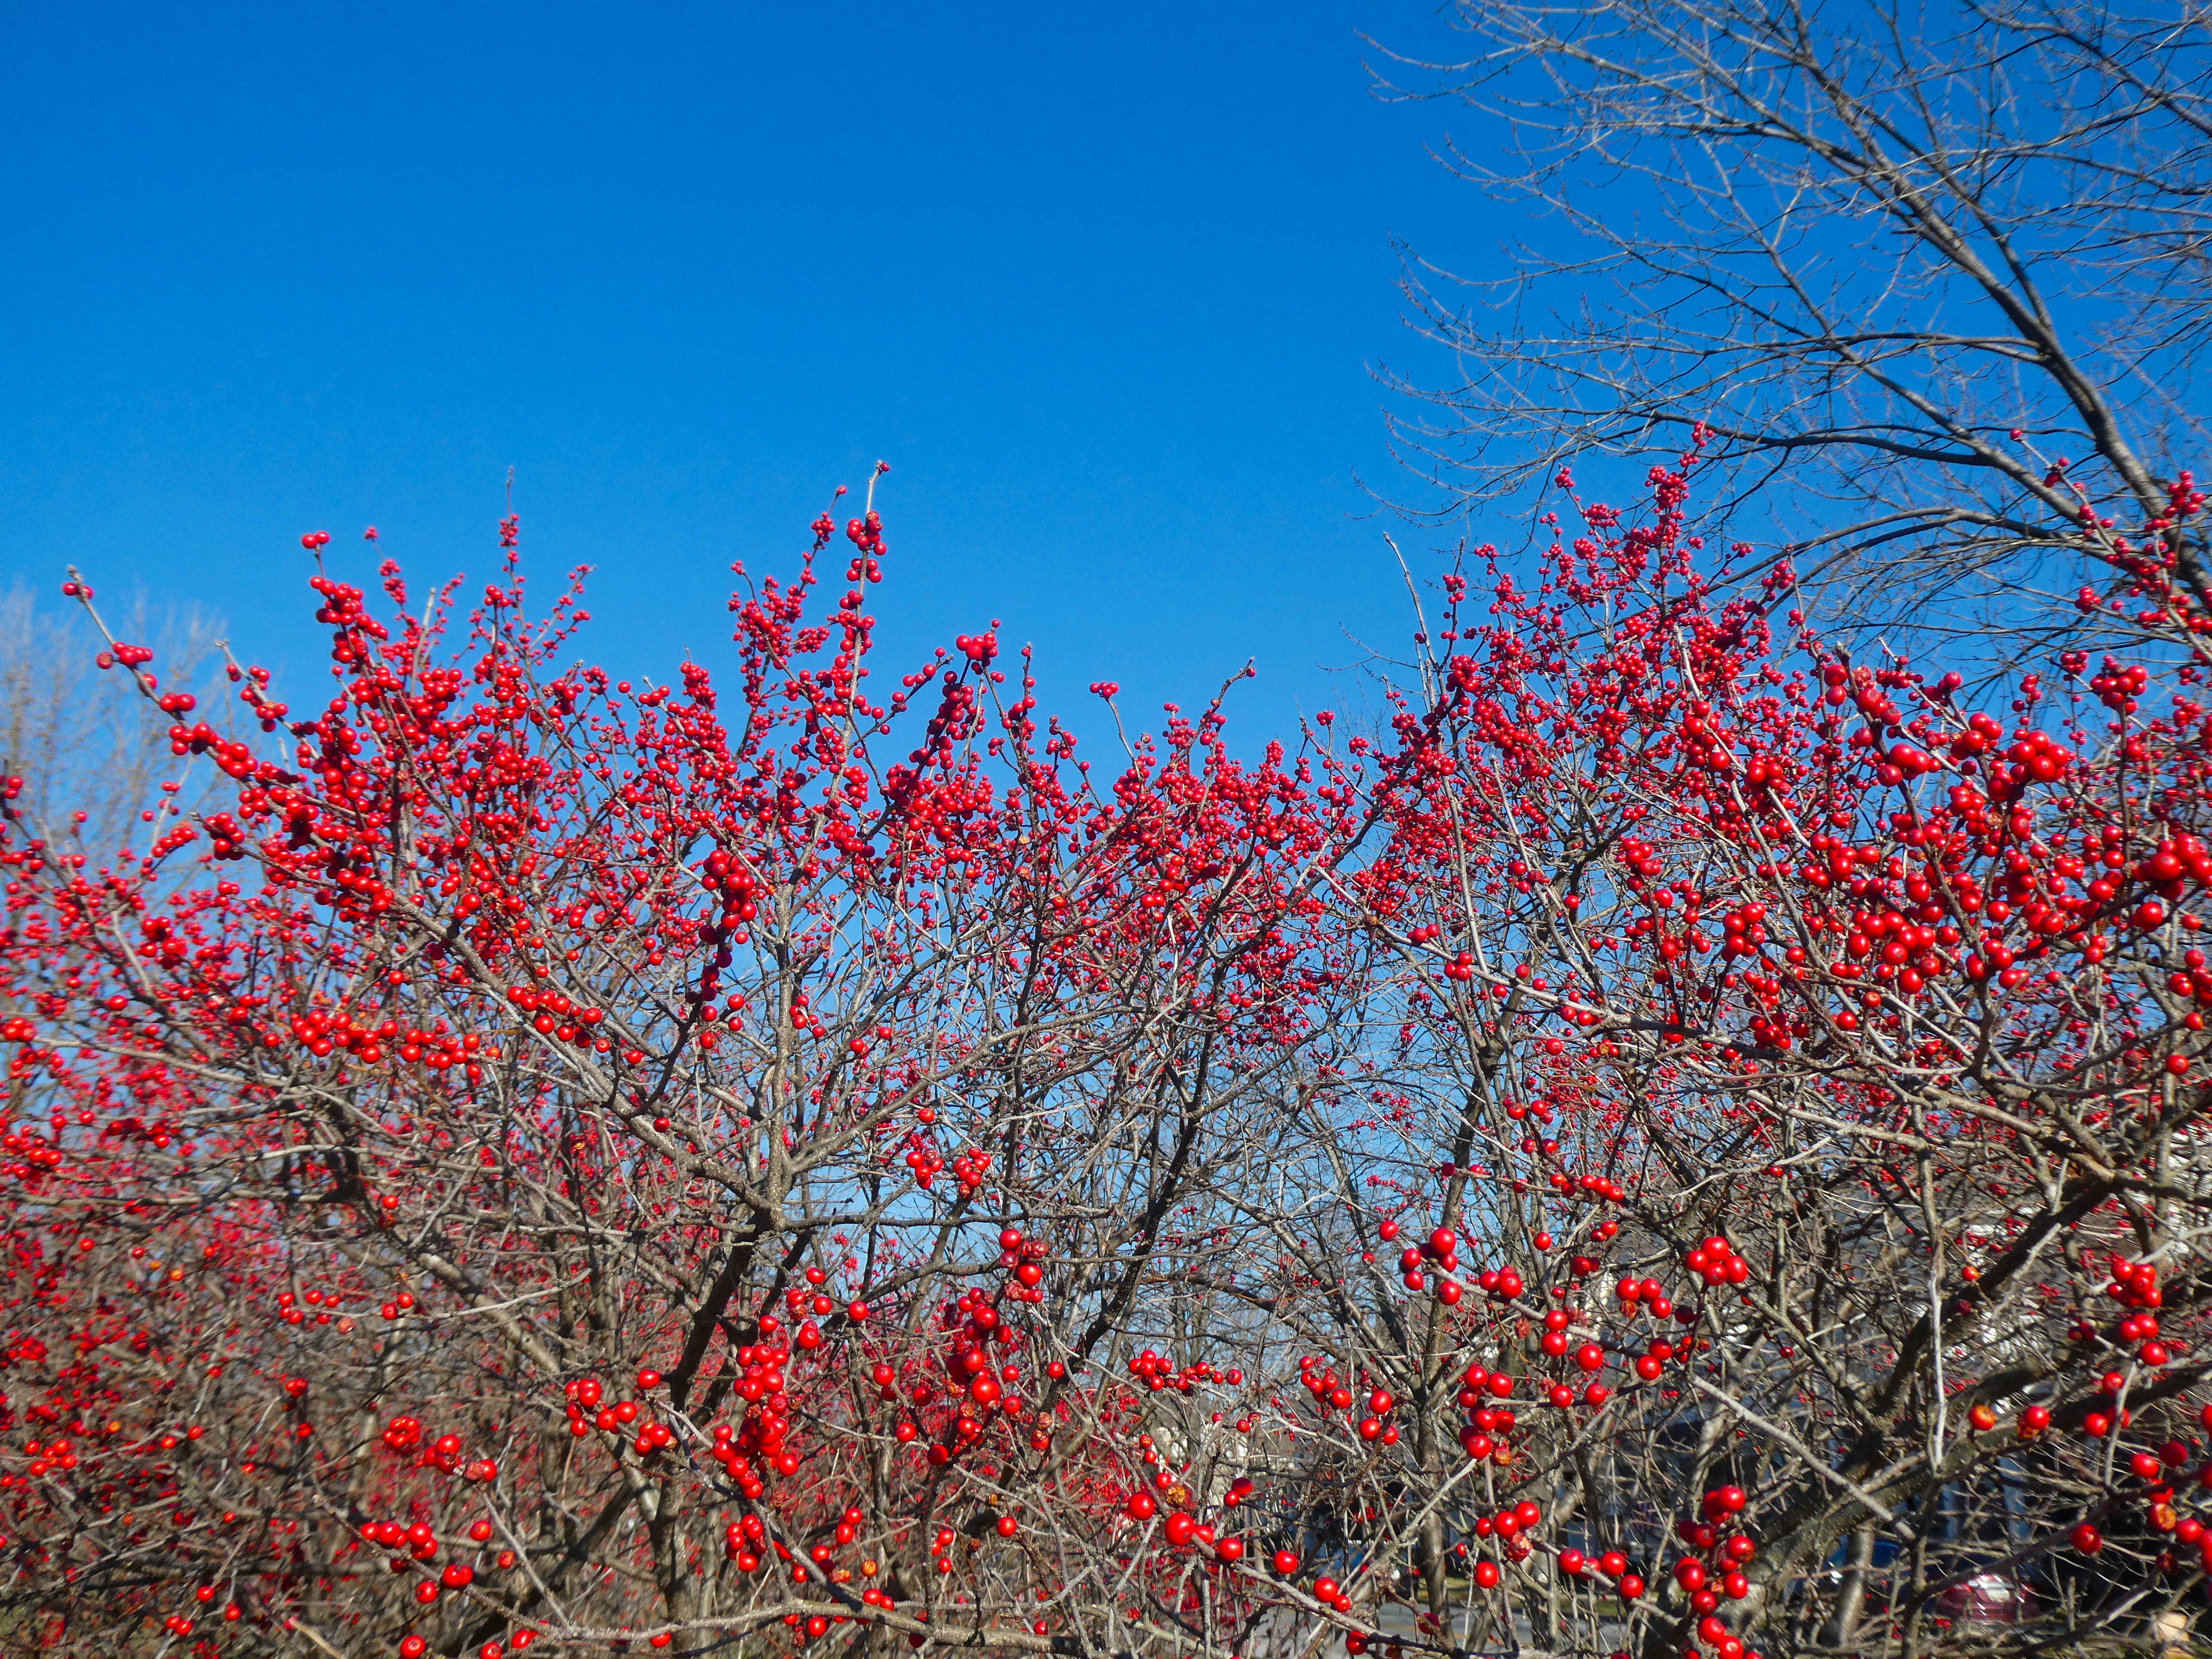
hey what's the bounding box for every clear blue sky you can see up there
[0,2,1490,750]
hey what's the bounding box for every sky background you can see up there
[0,1,1505,754]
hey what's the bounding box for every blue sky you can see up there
[0,1,1503,754]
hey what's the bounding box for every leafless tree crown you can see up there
[1374,0,2212,641]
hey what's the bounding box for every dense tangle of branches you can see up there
[4,448,2212,1659]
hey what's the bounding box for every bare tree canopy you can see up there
[0,584,230,865]
[1375,0,2212,643]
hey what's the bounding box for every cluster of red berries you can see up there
[1664,1487,1759,1654]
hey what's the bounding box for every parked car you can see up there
[1935,1570,2031,1628]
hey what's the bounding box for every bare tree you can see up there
[0,582,230,865]
[1373,0,2212,647]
